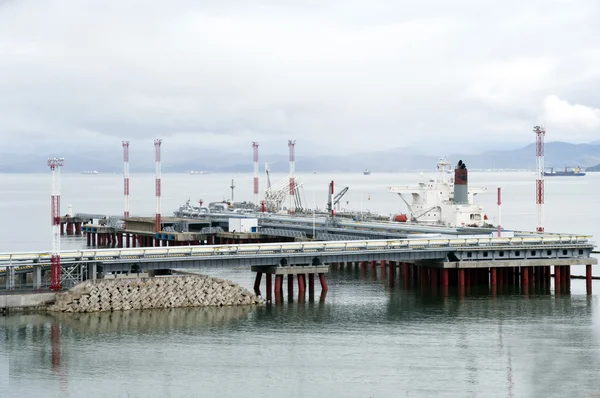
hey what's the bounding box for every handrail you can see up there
[0,234,594,266]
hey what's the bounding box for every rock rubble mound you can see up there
[49,275,263,313]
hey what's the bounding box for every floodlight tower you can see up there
[288,140,296,213]
[48,157,64,291]
[122,141,130,222]
[253,142,259,206]
[154,139,162,232]
[534,125,545,232]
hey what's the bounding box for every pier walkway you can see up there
[0,233,595,281]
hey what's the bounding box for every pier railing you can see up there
[0,234,594,266]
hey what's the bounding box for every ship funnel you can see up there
[454,160,468,204]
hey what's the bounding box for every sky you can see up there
[0,0,599,157]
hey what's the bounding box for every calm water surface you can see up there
[1,171,599,397]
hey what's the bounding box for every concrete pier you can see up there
[1,292,56,314]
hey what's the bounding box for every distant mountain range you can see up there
[2,141,600,173]
[587,163,600,172]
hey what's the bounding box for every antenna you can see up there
[48,157,64,290]
[533,125,545,232]
[154,139,162,233]
[230,179,235,203]
[288,140,296,213]
[252,142,259,206]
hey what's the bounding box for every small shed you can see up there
[228,218,258,233]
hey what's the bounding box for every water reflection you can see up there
[54,305,257,334]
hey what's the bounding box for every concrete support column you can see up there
[586,264,592,295]
[86,232,91,246]
[33,264,42,289]
[380,260,386,272]
[308,274,315,296]
[87,263,97,280]
[18,272,26,286]
[554,265,561,287]
[5,267,14,290]
[60,223,65,235]
[465,269,471,287]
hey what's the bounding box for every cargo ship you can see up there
[544,167,585,177]
[363,168,371,175]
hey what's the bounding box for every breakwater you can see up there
[49,275,263,313]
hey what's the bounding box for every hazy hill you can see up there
[587,163,600,172]
[1,141,600,173]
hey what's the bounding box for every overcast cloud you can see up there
[1,0,599,156]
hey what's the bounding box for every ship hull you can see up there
[543,172,586,177]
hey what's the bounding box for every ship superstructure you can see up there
[388,159,488,227]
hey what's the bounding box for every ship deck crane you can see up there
[333,186,349,206]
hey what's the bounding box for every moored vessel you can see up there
[388,158,488,227]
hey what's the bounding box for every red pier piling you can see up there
[274,275,283,295]
[297,274,306,295]
[458,269,465,286]
[266,274,272,302]
[319,273,328,292]
[586,264,593,295]
[254,272,262,295]
[308,274,315,297]
[288,275,294,297]
[522,266,529,286]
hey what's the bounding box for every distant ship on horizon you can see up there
[544,166,586,177]
[81,170,98,175]
[190,170,208,175]
[363,168,371,175]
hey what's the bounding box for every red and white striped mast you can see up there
[253,142,259,206]
[122,141,130,222]
[154,139,162,232]
[534,125,545,232]
[288,140,296,213]
[48,157,64,291]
